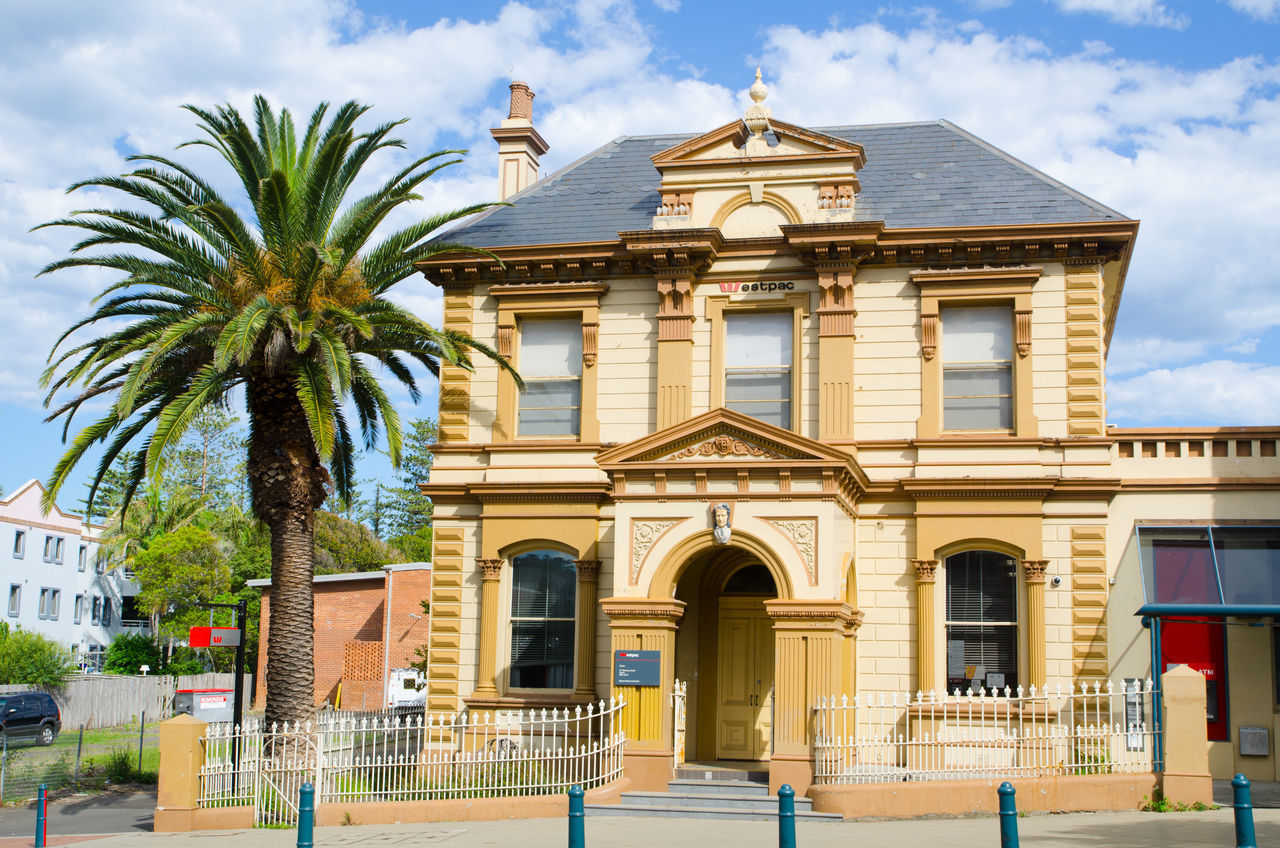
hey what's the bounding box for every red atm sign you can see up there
[189,626,241,648]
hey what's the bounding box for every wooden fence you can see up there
[0,672,253,728]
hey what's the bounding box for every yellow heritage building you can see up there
[415,77,1280,793]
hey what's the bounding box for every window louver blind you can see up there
[509,550,576,689]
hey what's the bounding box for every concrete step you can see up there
[621,791,816,811]
[584,802,842,822]
[667,778,772,797]
[676,766,768,783]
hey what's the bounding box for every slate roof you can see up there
[443,120,1130,249]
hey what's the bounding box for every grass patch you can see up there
[1140,790,1216,812]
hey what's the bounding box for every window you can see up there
[517,319,582,437]
[38,588,60,620]
[95,551,107,574]
[509,550,577,689]
[74,594,84,625]
[941,306,1013,431]
[78,545,87,572]
[945,550,1019,692]
[102,599,113,627]
[43,536,64,564]
[724,312,792,428]
[13,530,25,558]
[91,596,102,625]
[7,585,19,617]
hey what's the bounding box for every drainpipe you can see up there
[382,566,394,709]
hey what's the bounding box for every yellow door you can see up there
[716,600,774,760]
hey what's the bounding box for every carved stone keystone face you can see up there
[712,502,732,544]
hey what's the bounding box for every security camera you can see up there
[1050,575,1063,588]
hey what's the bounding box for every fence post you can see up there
[778,784,796,848]
[138,711,147,774]
[153,714,207,832]
[297,782,315,848]
[1159,665,1211,806]
[74,726,85,788]
[568,785,585,848]
[1232,774,1257,848]
[997,782,1018,848]
[0,731,7,803]
[35,783,47,848]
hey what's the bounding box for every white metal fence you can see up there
[199,698,627,827]
[814,681,1156,784]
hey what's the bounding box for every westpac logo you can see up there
[718,281,797,294]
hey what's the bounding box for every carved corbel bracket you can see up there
[497,324,514,358]
[921,313,939,360]
[582,322,599,366]
[1015,310,1032,358]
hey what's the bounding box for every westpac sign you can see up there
[717,281,798,294]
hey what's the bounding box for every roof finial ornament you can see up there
[744,66,771,138]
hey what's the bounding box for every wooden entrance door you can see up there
[716,599,774,760]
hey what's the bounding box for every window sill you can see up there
[465,692,597,711]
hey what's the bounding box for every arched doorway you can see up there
[673,550,778,762]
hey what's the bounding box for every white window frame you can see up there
[13,530,25,558]
[7,584,20,617]
[78,545,87,572]
[102,597,113,627]
[940,305,1014,432]
[722,310,795,429]
[74,594,84,625]
[91,596,102,626]
[516,318,584,439]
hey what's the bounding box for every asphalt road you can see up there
[0,789,154,838]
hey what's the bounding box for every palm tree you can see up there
[37,96,514,725]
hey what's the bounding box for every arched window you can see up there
[945,550,1018,692]
[509,550,576,689]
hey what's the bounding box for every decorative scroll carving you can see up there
[477,559,505,581]
[668,435,783,460]
[1022,559,1049,584]
[921,313,938,360]
[582,322,599,366]
[767,518,817,585]
[497,325,514,358]
[630,520,682,584]
[911,559,939,583]
[1015,310,1032,358]
[573,559,601,581]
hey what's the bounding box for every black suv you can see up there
[0,692,61,745]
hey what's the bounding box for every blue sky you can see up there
[3,0,1279,511]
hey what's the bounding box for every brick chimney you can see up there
[490,81,550,201]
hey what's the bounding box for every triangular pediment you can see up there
[651,119,866,169]
[596,408,858,468]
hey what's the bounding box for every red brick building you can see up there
[250,563,432,710]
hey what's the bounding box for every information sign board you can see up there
[614,650,661,686]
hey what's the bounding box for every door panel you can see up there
[717,602,774,760]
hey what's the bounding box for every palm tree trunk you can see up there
[246,370,330,728]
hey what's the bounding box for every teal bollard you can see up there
[1232,774,1256,848]
[568,785,585,848]
[997,782,1019,848]
[34,783,47,848]
[297,782,315,848]
[778,784,796,848]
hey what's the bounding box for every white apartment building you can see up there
[1,479,144,670]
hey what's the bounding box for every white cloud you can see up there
[1053,0,1190,28]
[654,0,680,11]
[1108,361,1280,425]
[968,0,1013,8]
[1223,0,1280,20]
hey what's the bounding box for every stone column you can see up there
[655,274,694,429]
[601,597,685,791]
[1022,559,1048,689]
[1161,664,1212,805]
[573,559,601,699]
[473,558,505,697]
[817,266,857,440]
[765,599,860,796]
[154,714,207,832]
[911,559,939,692]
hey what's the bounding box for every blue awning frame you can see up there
[1133,523,1280,772]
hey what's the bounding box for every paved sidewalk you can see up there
[1,808,1277,848]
